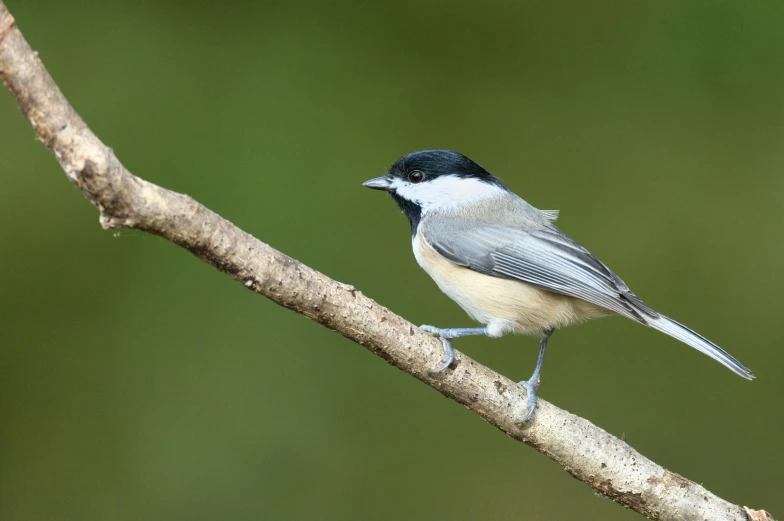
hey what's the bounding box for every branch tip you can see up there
[745,507,774,521]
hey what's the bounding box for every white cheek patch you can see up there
[393,175,506,212]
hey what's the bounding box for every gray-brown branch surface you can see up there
[0,3,772,520]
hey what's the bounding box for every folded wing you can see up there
[425,221,657,323]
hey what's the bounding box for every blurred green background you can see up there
[1,0,782,519]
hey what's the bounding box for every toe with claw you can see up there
[419,325,454,373]
[517,377,540,423]
[418,325,489,374]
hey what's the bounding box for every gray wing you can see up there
[424,220,659,324]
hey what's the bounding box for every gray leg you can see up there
[420,325,489,373]
[517,328,554,424]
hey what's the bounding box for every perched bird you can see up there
[363,149,753,422]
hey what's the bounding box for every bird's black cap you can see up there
[387,149,504,187]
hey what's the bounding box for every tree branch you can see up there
[0,3,772,520]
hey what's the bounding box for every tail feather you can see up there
[647,314,754,380]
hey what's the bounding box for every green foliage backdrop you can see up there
[1,1,782,519]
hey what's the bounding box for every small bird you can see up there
[363,149,753,422]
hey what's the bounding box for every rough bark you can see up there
[0,3,772,520]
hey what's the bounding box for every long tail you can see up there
[646,314,754,379]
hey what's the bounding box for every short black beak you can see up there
[362,176,392,191]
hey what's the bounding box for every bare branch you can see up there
[0,3,772,520]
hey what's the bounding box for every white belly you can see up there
[412,232,606,336]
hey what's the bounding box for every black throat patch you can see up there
[390,192,422,237]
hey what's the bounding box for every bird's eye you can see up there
[408,170,424,183]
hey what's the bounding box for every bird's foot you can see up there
[419,325,456,373]
[516,377,541,424]
[419,325,489,373]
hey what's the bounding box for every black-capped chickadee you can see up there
[363,149,753,422]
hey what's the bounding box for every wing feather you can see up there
[425,221,658,323]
